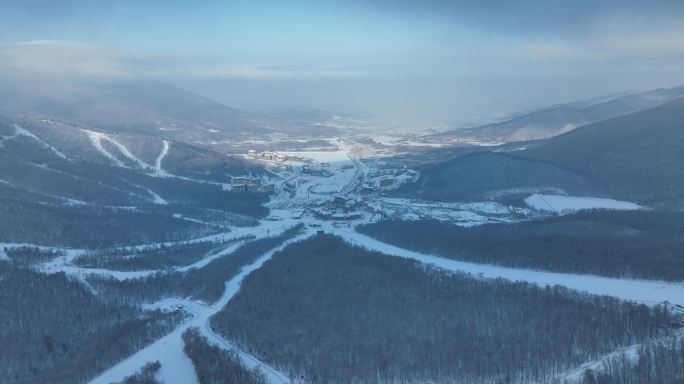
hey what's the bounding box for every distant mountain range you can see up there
[0,78,343,150]
[400,96,684,208]
[432,85,684,143]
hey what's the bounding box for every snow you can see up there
[525,194,641,214]
[84,130,128,167]
[378,198,513,226]
[147,189,168,205]
[83,129,150,170]
[38,225,288,281]
[123,180,167,205]
[43,264,158,281]
[12,124,69,159]
[154,140,170,176]
[557,342,641,383]
[0,243,82,261]
[89,316,200,384]
[279,150,350,163]
[334,228,684,305]
[103,135,150,170]
[556,330,684,383]
[88,231,312,384]
[173,241,245,273]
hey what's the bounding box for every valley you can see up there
[3,112,684,383]
[2,74,684,384]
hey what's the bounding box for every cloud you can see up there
[0,40,370,80]
[0,40,132,78]
[180,64,369,80]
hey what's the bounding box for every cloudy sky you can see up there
[1,0,684,124]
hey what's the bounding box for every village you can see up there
[229,148,415,223]
[228,146,531,228]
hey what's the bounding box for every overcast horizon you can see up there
[2,0,684,125]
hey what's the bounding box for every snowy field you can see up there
[525,193,642,214]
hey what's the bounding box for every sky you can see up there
[1,0,684,124]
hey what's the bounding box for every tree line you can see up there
[183,328,267,384]
[358,209,684,281]
[0,263,182,384]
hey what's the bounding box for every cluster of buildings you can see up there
[359,166,419,196]
[310,195,364,221]
[302,162,332,177]
[230,176,275,194]
[247,150,288,162]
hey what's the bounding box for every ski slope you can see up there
[38,221,298,281]
[154,140,170,176]
[332,227,684,305]
[12,124,69,159]
[525,194,641,213]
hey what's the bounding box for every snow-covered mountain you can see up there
[432,85,684,143]
[0,78,299,146]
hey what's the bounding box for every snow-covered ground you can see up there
[88,231,313,384]
[16,134,681,382]
[39,221,299,281]
[153,140,170,176]
[525,194,641,214]
[555,329,684,384]
[333,227,684,305]
[379,198,521,226]
[279,150,350,163]
[12,124,69,159]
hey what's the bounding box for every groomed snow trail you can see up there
[154,140,170,176]
[84,129,151,169]
[332,227,684,305]
[40,222,298,281]
[554,329,684,383]
[88,231,312,384]
[525,193,641,214]
[84,130,128,168]
[11,124,69,159]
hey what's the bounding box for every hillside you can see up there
[396,152,595,202]
[0,78,287,144]
[453,106,590,142]
[433,85,684,143]
[398,96,684,207]
[0,117,269,246]
[521,97,684,206]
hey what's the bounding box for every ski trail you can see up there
[154,140,170,176]
[122,180,167,205]
[84,130,127,167]
[38,223,299,282]
[106,220,298,253]
[554,330,684,383]
[146,188,167,205]
[11,124,69,159]
[332,227,684,305]
[88,231,311,384]
[40,238,248,281]
[102,135,150,169]
[82,129,150,169]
